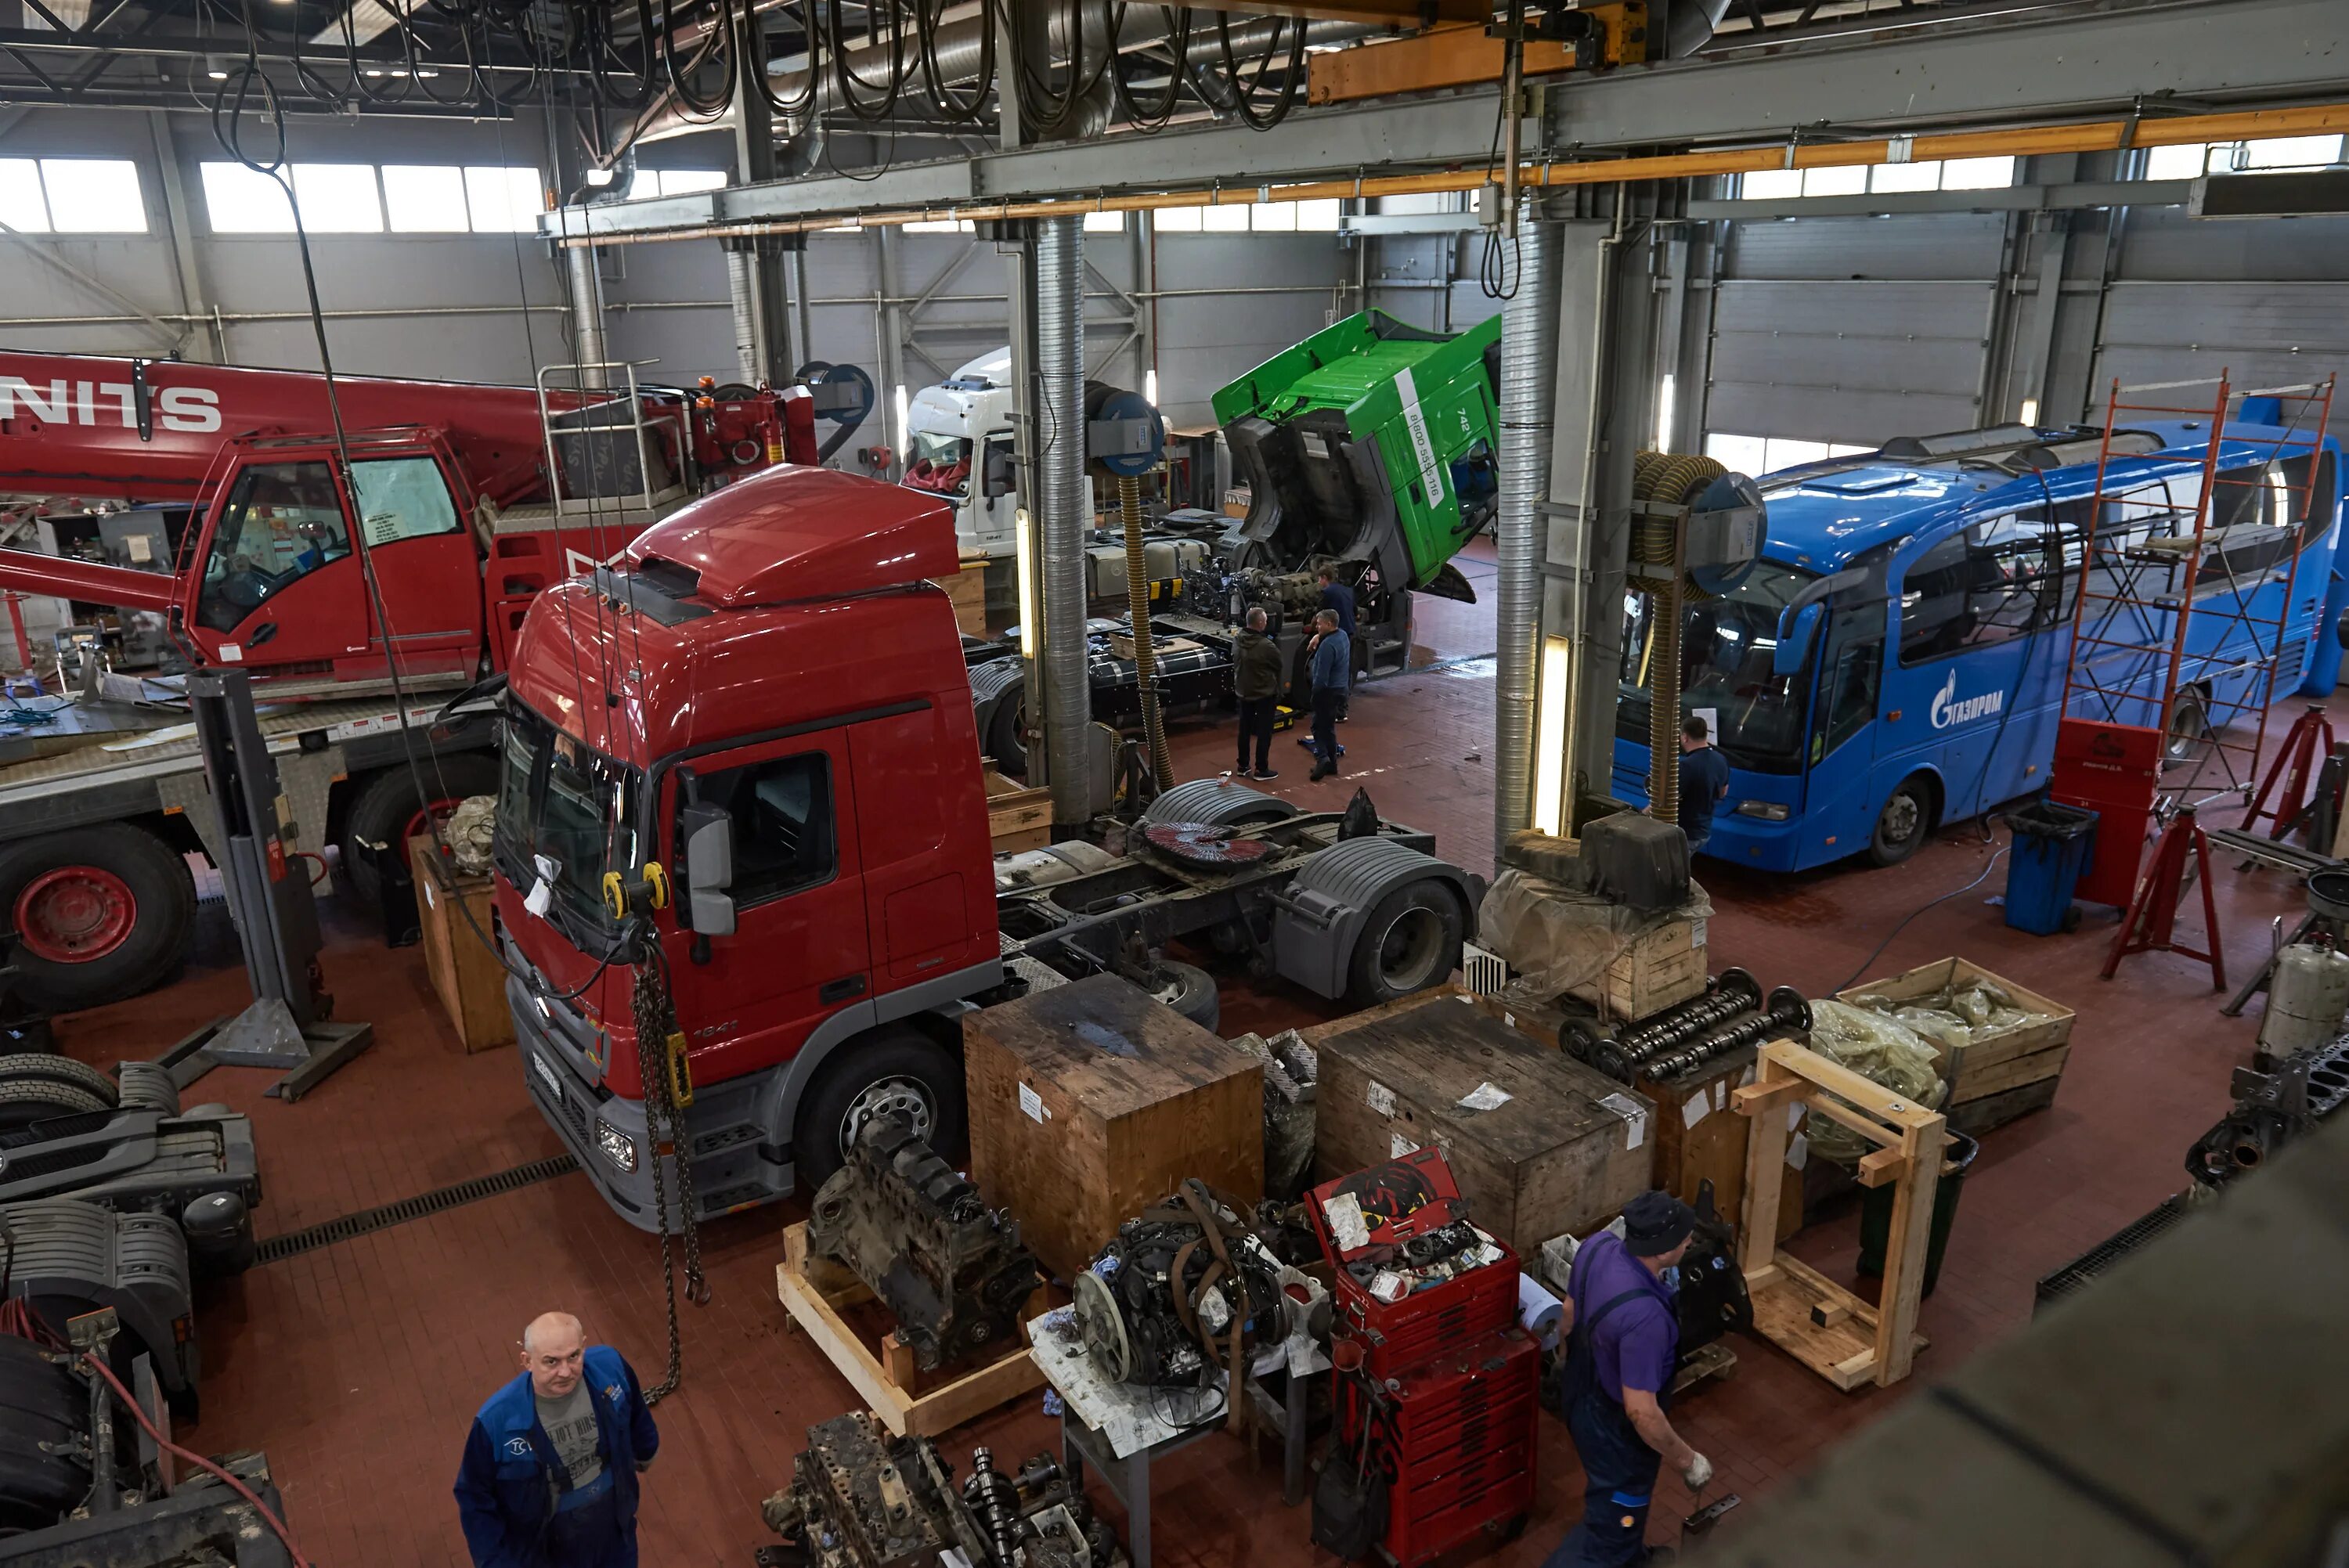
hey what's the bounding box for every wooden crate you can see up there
[1577,917,1709,1022]
[408,837,512,1053]
[984,769,1050,852]
[963,974,1263,1281]
[1734,1039,1947,1390]
[775,1223,1045,1437]
[936,557,992,636]
[1107,632,1201,662]
[1310,989,1655,1257]
[1838,957,2074,1129]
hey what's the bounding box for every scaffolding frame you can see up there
[2055,371,2339,814]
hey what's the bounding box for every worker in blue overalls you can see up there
[1544,1191,1712,1567]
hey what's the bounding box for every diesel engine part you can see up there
[1565,967,1759,1066]
[1672,1180,1754,1356]
[806,1115,1041,1372]
[2186,1034,2349,1188]
[1640,988,1813,1083]
[1073,1181,1292,1388]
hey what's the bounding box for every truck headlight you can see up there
[1734,801,1791,821]
[594,1118,639,1173]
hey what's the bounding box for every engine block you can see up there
[806,1114,1041,1371]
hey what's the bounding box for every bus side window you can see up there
[1897,512,2052,665]
[1810,604,1885,764]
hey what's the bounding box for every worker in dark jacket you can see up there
[1545,1194,1712,1567]
[1298,566,1359,745]
[455,1312,659,1568]
[1307,609,1351,782]
[1229,606,1284,780]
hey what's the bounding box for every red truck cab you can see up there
[493,464,1001,1228]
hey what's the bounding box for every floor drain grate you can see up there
[254,1152,580,1264]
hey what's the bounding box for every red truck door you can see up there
[661,731,872,1087]
[182,436,483,677]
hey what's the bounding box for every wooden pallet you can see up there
[1733,1039,1947,1391]
[775,1222,1046,1437]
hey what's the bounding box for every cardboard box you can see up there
[964,974,1263,1280]
[1311,989,1654,1256]
[409,836,513,1054]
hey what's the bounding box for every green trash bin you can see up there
[1854,1131,1978,1297]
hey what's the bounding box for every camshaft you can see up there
[1643,987,1812,1081]
[1563,968,1759,1065]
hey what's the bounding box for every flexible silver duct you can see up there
[1493,221,1560,851]
[724,247,760,384]
[1035,216,1090,824]
[568,244,609,387]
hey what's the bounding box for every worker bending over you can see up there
[1546,1192,1712,1567]
[455,1310,660,1568]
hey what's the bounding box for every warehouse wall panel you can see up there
[1707,278,1995,445]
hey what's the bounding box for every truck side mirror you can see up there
[681,804,736,937]
[982,442,1016,499]
[1773,601,1823,679]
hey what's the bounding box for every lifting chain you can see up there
[633,956,709,1407]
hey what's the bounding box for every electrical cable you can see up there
[1105,1,1185,132]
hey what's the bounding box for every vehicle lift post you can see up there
[157,669,373,1101]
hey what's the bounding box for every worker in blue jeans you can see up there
[1307,609,1351,782]
[1545,1193,1712,1567]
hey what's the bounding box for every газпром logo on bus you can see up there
[1930,669,2003,728]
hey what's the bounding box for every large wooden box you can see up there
[1309,990,1654,1256]
[984,769,1050,853]
[1582,916,1709,1022]
[964,974,1263,1281]
[1838,957,2074,1134]
[936,557,991,636]
[409,836,513,1054]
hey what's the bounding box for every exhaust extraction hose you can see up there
[1631,450,1727,827]
[1118,474,1177,792]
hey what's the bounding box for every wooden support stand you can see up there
[774,1222,1046,1438]
[1732,1039,1945,1391]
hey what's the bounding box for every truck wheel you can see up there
[0,1076,109,1131]
[1347,878,1467,1008]
[1145,960,1221,1033]
[1867,775,1936,867]
[341,753,502,909]
[792,1028,966,1192]
[0,824,194,1015]
[0,1053,118,1108]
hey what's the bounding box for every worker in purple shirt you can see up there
[1544,1192,1712,1567]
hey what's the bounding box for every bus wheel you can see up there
[1867,777,1935,867]
[2164,690,2210,767]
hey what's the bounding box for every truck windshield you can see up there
[1617,562,1819,775]
[497,702,639,928]
[904,433,973,498]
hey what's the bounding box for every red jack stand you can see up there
[2104,806,2225,988]
[2243,704,2337,841]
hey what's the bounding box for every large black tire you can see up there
[0,1053,118,1106]
[1346,878,1468,1008]
[1867,774,1936,867]
[0,824,194,1015]
[1144,959,1221,1033]
[0,1076,108,1131]
[792,1027,967,1193]
[0,1334,89,1533]
[341,752,503,909]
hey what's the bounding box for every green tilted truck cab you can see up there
[1211,309,1503,602]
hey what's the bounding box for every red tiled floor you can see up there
[44,557,2307,1563]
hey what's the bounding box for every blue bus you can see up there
[1613,418,2348,871]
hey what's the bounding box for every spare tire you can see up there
[0,1053,118,1108]
[0,1076,108,1131]
[1144,959,1220,1033]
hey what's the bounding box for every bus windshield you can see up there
[1618,562,1818,775]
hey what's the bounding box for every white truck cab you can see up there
[902,347,1019,559]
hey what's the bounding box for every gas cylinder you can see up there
[2259,942,2349,1060]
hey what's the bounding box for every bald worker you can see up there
[454,1311,660,1568]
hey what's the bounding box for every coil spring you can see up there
[1645,987,1811,1081]
[1591,968,1763,1081]
[963,1447,1023,1568]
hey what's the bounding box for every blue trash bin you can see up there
[2004,799,2099,935]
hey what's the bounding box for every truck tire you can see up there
[1346,878,1467,1009]
[1867,774,1936,867]
[792,1027,967,1192]
[0,1076,108,1130]
[0,1053,118,1108]
[0,824,195,1015]
[341,752,503,910]
[0,1333,88,1533]
[1144,959,1221,1033]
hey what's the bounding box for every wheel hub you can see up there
[13,866,137,965]
[1373,906,1446,991]
[839,1076,933,1154]
[1882,794,1920,843]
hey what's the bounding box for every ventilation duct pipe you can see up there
[1493,221,1559,851]
[1034,216,1091,824]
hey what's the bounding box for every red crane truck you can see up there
[493,463,1480,1230]
[0,350,817,1012]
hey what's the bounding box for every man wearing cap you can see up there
[1543,1191,1712,1567]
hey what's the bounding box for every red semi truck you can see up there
[0,351,817,1012]
[492,463,1479,1228]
